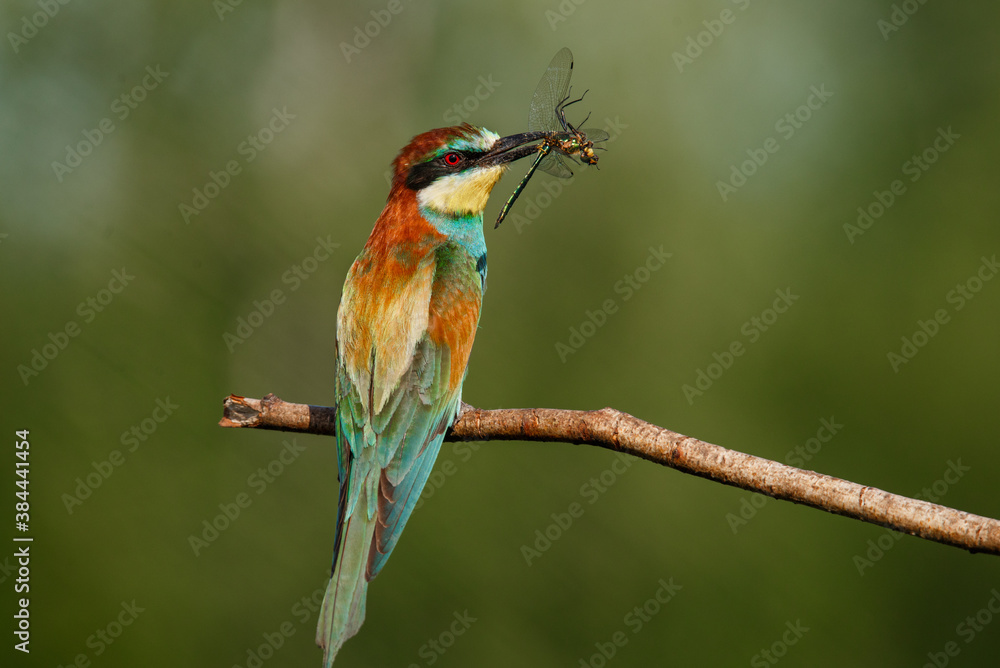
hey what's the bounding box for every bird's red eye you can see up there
[443,152,462,166]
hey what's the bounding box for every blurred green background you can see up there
[4,0,999,666]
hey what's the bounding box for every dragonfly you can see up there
[495,48,609,228]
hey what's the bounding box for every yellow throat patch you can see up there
[416,165,507,215]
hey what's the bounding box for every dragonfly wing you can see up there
[538,151,575,178]
[528,47,573,133]
[580,128,610,143]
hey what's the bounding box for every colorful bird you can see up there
[316,123,548,665]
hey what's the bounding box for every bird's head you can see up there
[390,123,545,216]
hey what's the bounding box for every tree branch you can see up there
[219,393,1000,556]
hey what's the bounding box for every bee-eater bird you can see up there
[317,123,547,665]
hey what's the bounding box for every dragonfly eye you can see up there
[443,152,462,166]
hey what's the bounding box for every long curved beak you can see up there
[476,131,550,169]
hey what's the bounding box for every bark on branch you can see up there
[219,393,1000,556]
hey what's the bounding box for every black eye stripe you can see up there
[405,150,484,190]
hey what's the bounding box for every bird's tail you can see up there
[316,499,376,667]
